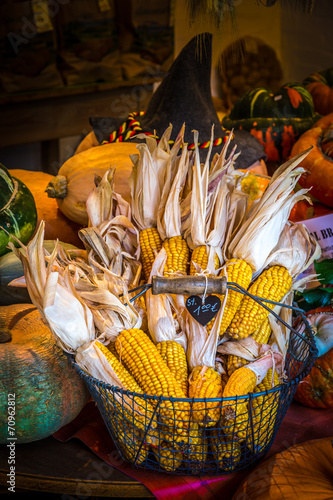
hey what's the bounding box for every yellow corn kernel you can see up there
[190,245,220,276]
[226,318,272,376]
[115,328,190,430]
[162,235,190,276]
[151,441,184,472]
[139,227,162,281]
[222,366,258,421]
[189,366,223,427]
[156,340,189,396]
[117,422,149,465]
[229,265,292,339]
[210,430,242,471]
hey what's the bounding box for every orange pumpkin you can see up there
[289,113,333,208]
[303,67,333,116]
[8,169,84,248]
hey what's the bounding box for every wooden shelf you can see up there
[0,77,162,151]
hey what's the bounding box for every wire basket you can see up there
[70,310,317,476]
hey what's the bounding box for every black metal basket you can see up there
[70,311,317,476]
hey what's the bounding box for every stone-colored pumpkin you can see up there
[45,142,139,226]
[0,304,89,443]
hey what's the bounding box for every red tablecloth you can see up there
[53,401,333,500]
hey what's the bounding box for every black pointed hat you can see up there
[90,33,266,169]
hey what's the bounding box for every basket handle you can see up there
[151,275,227,296]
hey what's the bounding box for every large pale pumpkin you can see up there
[290,113,333,207]
[0,304,89,443]
[294,306,333,409]
[45,142,139,225]
[9,169,83,248]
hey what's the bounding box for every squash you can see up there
[0,240,84,306]
[289,113,333,207]
[293,306,333,409]
[0,165,37,257]
[9,169,84,248]
[222,82,320,162]
[238,169,270,204]
[45,142,139,225]
[0,304,89,443]
[303,67,333,116]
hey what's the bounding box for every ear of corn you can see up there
[218,259,253,336]
[162,235,190,277]
[95,341,158,435]
[139,227,163,281]
[204,258,252,337]
[151,441,184,472]
[115,328,190,430]
[228,265,292,339]
[189,366,223,426]
[210,431,242,471]
[190,245,220,276]
[227,318,272,376]
[156,340,189,396]
[222,366,258,421]
[116,421,149,465]
[247,369,280,453]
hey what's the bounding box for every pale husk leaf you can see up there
[157,139,190,239]
[86,168,114,228]
[216,336,269,360]
[43,271,95,353]
[264,221,322,278]
[185,293,227,370]
[129,125,172,231]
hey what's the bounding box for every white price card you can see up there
[298,212,333,286]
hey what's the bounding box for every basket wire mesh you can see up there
[70,285,318,476]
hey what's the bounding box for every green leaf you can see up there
[314,259,333,285]
[301,287,333,308]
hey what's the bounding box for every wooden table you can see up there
[0,434,153,498]
[1,401,332,499]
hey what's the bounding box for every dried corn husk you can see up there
[216,336,270,361]
[185,295,227,371]
[226,149,313,273]
[157,129,190,241]
[264,221,321,279]
[182,129,233,273]
[145,248,187,350]
[129,126,173,232]
[8,221,140,352]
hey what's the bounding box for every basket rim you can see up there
[67,313,318,404]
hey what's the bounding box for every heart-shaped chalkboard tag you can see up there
[186,295,221,327]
